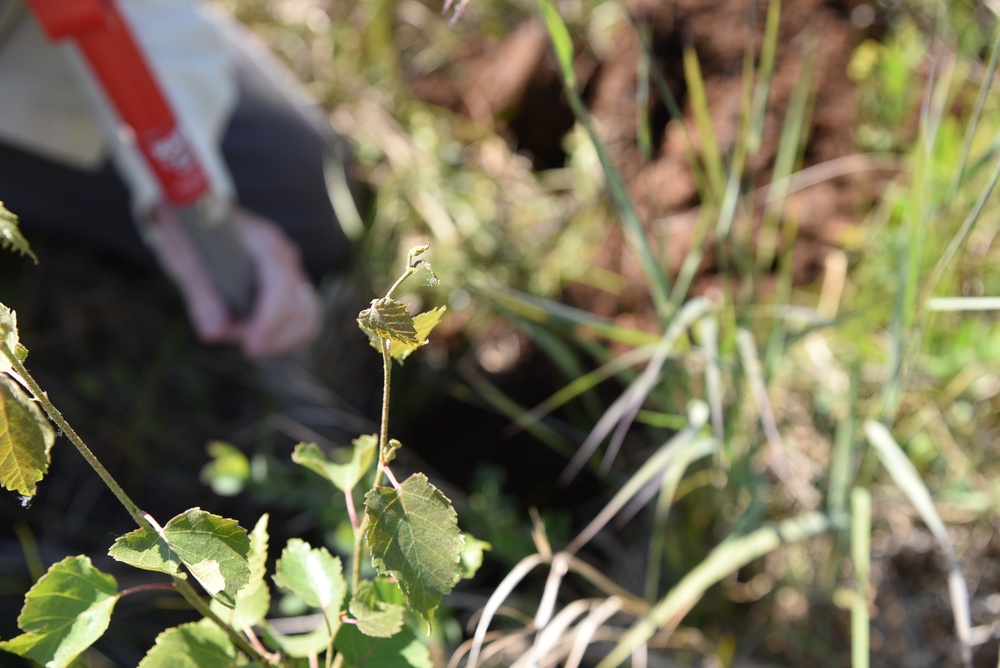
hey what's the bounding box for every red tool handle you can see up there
[26,0,255,315]
[28,0,210,205]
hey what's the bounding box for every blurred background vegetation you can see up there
[5,0,1000,665]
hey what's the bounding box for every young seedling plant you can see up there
[0,224,477,667]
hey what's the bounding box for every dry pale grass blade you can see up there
[694,316,724,441]
[927,297,1000,311]
[561,298,715,484]
[517,599,594,668]
[566,425,715,554]
[564,597,624,668]
[757,153,903,206]
[457,628,535,668]
[864,420,973,668]
[534,553,570,630]
[464,554,547,668]
[511,346,656,437]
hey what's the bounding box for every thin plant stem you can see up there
[354,336,392,592]
[3,346,149,529]
[118,582,176,598]
[325,616,335,668]
[345,487,359,530]
[352,515,366,591]
[173,577,276,667]
[375,338,392,487]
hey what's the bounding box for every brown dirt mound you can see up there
[413,0,871,318]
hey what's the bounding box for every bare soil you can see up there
[413,0,868,321]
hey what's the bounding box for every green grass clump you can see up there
[215,0,1000,665]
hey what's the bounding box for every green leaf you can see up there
[262,624,332,659]
[273,538,346,628]
[211,514,270,630]
[0,373,55,498]
[364,473,464,627]
[0,303,22,369]
[165,510,250,609]
[137,619,237,668]
[336,623,432,668]
[200,441,250,497]
[390,306,447,363]
[108,526,182,575]
[459,534,491,580]
[0,203,38,263]
[0,556,119,668]
[292,436,377,492]
[538,0,576,89]
[349,580,405,638]
[108,509,250,609]
[358,298,418,346]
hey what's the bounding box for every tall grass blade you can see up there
[851,487,871,668]
[670,206,717,307]
[636,19,653,162]
[479,286,660,347]
[948,24,1000,201]
[683,45,725,198]
[597,512,845,668]
[642,433,717,601]
[749,0,782,153]
[882,51,954,421]
[561,298,714,483]
[622,2,711,199]
[695,315,725,441]
[736,329,787,472]
[567,428,716,554]
[756,34,816,273]
[923,153,1000,302]
[713,0,780,240]
[539,0,673,318]
[864,420,972,668]
[511,346,656,436]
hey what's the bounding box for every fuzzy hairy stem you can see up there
[4,346,150,529]
[354,336,393,592]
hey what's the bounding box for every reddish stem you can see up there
[119,582,176,598]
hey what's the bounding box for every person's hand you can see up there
[151,205,321,359]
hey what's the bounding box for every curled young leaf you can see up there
[0,203,37,264]
[358,298,419,347]
[389,306,447,363]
